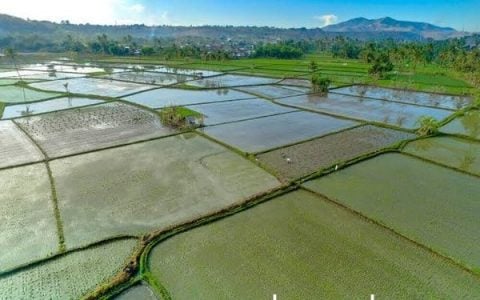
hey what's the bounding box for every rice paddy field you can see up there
[0,57,479,299]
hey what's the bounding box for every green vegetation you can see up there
[304,153,480,273]
[311,74,331,94]
[368,52,394,79]
[0,85,60,104]
[252,42,304,59]
[441,110,480,139]
[404,136,480,176]
[148,190,480,299]
[159,106,204,129]
[416,116,441,136]
[0,239,137,299]
[0,101,5,118]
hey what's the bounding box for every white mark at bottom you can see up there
[371,294,375,300]
[273,294,277,300]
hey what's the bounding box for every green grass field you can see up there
[304,153,480,273]
[98,54,475,95]
[148,190,480,299]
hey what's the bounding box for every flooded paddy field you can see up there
[200,111,358,153]
[277,93,452,129]
[148,190,480,299]
[0,120,44,168]
[0,239,137,299]
[50,134,280,249]
[124,87,253,108]
[258,125,415,180]
[151,66,222,77]
[332,85,473,110]
[440,109,480,139]
[0,85,60,103]
[236,84,310,99]
[188,74,279,88]
[115,283,157,300]
[1,57,479,299]
[103,71,194,85]
[1,97,103,119]
[304,153,480,272]
[0,163,58,273]
[16,102,174,157]
[404,136,480,176]
[185,98,296,125]
[30,77,152,97]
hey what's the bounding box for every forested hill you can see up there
[0,13,467,42]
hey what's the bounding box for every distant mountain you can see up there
[0,14,469,43]
[323,17,466,40]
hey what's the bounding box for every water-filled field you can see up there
[404,136,480,176]
[115,283,157,300]
[51,134,280,249]
[30,77,152,97]
[201,111,358,153]
[441,110,480,139]
[332,85,473,110]
[1,97,103,119]
[124,87,253,108]
[1,58,479,299]
[188,74,279,88]
[304,153,480,272]
[236,84,310,99]
[277,93,452,129]
[0,85,60,103]
[185,98,296,125]
[104,71,193,85]
[257,125,415,180]
[148,190,480,299]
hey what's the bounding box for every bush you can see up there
[416,116,440,136]
[311,75,331,95]
[368,52,394,79]
[159,106,204,129]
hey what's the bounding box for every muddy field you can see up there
[16,102,174,157]
[257,125,415,180]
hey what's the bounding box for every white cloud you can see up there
[315,14,338,27]
[0,0,169,25]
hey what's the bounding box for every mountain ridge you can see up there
[0,13,470,41]
[323,17,464,40]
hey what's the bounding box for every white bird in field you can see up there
[335,165,339,171]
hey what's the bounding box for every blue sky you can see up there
[2,0,479,31]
